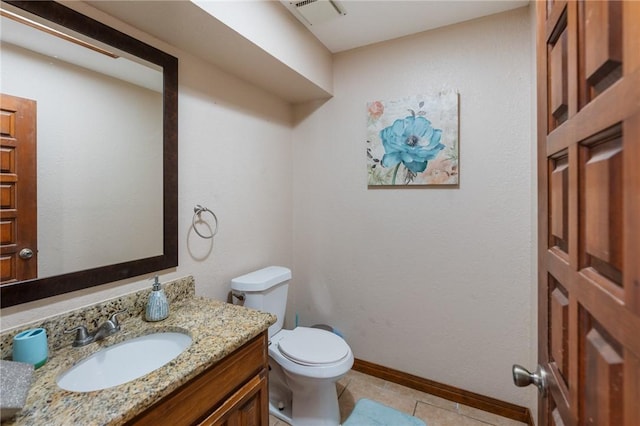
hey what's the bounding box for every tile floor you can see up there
[269,370,528,426]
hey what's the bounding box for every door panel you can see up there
[0,93,37,284]
[536,1,640,425]
[582,0,621,87]
[580,315,623,426]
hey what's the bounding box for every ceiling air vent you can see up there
[285,0,346,26]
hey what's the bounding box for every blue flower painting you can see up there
[367,92,458,186]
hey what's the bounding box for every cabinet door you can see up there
[200,371,268,426]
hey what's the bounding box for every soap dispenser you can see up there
[145,275,169,321]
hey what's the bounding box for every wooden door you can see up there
[536,1,640,425]
[0,93,37,284]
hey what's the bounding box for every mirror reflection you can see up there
[0,0,177,308]
[1,7,164,281]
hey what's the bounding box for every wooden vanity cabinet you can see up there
[127,331,269,426]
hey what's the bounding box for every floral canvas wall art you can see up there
[367,91,459,186]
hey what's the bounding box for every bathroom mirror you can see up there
[0,0,178,308]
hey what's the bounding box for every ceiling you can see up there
[281,0,530,53]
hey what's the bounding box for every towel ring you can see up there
[192,205,218,239]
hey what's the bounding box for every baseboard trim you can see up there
[352,358,534,425]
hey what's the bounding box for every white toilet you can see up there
[231,266,354,426]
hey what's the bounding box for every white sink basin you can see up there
[56,332,192,392]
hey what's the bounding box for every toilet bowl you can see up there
[270,327,354,425]
[231,267,354,426]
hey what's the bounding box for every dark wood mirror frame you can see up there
[0,0,178,308]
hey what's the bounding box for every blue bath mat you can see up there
[343,398,426,426]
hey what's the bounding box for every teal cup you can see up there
[13,328,48,369]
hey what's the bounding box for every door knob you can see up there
[512,364,548,396]
[19,248,34,260]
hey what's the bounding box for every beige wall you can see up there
[291,6,535,408]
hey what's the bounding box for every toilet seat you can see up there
[277,327,350,366]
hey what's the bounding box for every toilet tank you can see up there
[231,266,291,337]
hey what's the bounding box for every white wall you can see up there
[291,6,534,408]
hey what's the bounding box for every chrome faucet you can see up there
[64,310,127,347]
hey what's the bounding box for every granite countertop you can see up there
[3,296,275,426]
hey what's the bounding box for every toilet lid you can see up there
[278,327,349,365]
